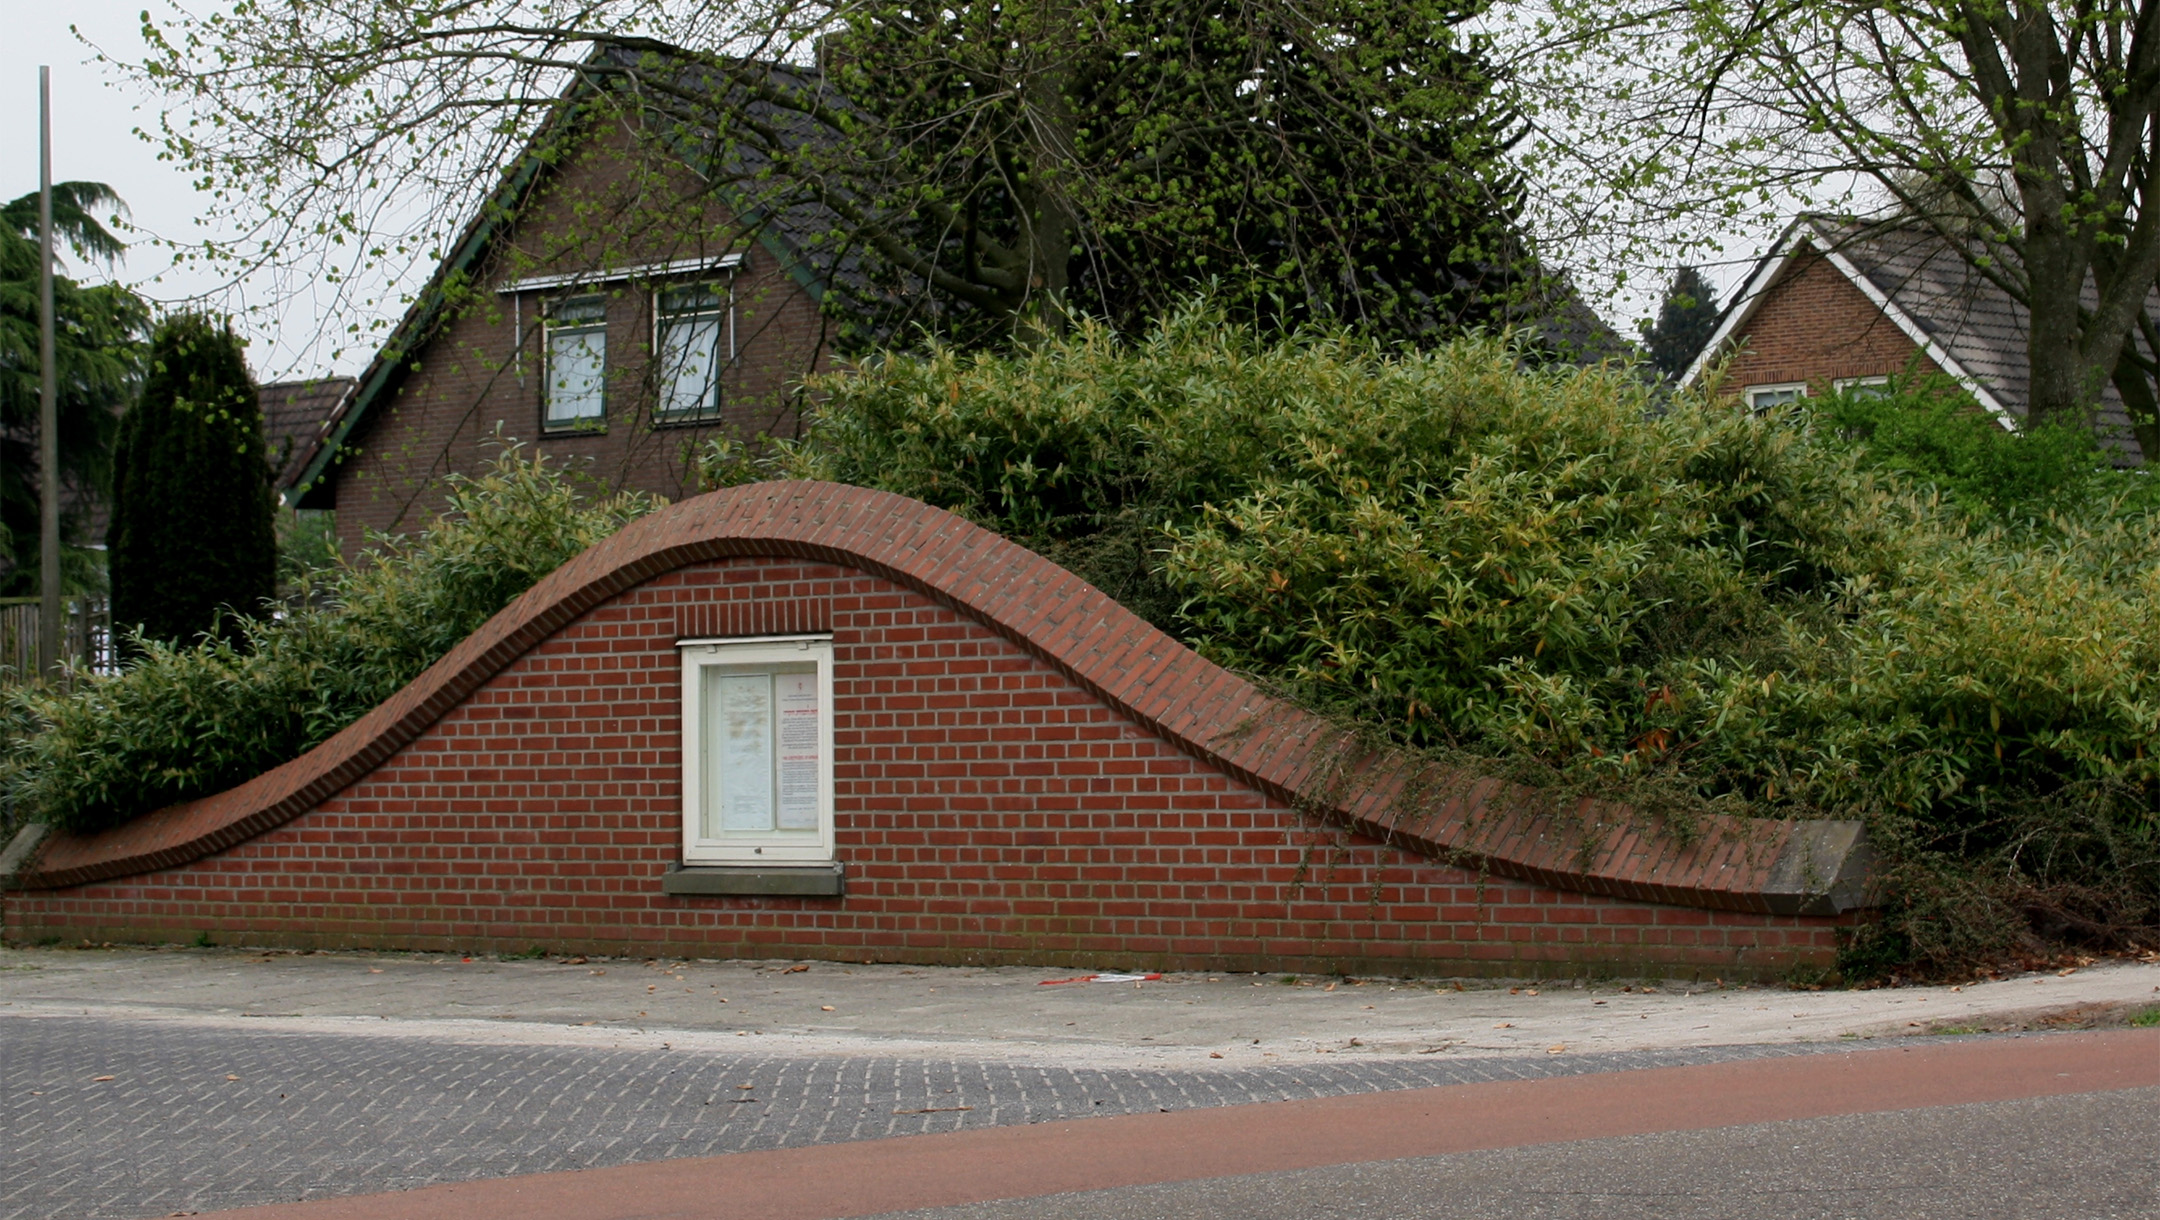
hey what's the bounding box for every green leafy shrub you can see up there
[735,307,2160,970]
[1806,373,2160,524]
[2,447,657,835]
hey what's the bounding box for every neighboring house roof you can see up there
[1524,276,1634,365]
[259,377,355,494]
[1683,217,2155,460]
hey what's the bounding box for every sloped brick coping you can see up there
[7,481,1870,914]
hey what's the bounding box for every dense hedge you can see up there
[9,310,2154,976]
[1,449,657,836]
[730,308,2160,973]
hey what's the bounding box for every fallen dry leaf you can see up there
[1208,1052,1224,1059]
[1494,1022,1512,1029]
[820,1005,835,1012]
[224,1074,240,1081]
[1546,1044,1565,1054]
[785,964,810,974]
[91,1075,114,1082]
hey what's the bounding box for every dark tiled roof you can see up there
[259,377,355,493]
[1814,220,2154,462]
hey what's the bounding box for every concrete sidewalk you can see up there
[2,944,2154,1067]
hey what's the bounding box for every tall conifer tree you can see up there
[1641,267,1722,379]
[109,314,274,646]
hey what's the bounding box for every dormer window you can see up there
[543,295,609,430]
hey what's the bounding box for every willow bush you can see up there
[728,307,2159,972]
[2,448,657,836]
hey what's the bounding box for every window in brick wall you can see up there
[1744,382,1808,411]
[654,283,730,423]
[679,635,836,864]
[543,295,609,430]
[1831,376,1891,399]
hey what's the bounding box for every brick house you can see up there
[1683,217,2155,463]
[286,50,841,556]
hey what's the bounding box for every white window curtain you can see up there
[656,284,726,421]
[544,296,608,427]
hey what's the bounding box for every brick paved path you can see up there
[2,1014,1866,1220]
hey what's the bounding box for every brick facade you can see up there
[5,485,1862,978]
[315,120,832,555]
[1716,252,1940,393]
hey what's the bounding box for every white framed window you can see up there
[654,283,730,423]
[1744,382,1808,411]
[1831,376,1892,399]
[543,295,608,430]
[679,635,835,864]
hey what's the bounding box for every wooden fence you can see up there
[0,597,115,688]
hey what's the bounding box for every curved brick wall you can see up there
[3,483,1868,975]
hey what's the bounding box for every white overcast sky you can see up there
[7,0,1766,377]
[6,1,370,381]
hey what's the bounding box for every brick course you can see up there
[5,485,1859,977]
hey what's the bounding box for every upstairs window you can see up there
[655,283,728,423]
[543,296,608,430]
[1831,376,1892,399]
[679,636,836,865]
[1745,382,1807,411]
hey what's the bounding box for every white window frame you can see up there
[542,295,609,431]
[678,635,836,865]
[651,280,733,424]
[1831,376,1892,398]
[1744,382,1809,411]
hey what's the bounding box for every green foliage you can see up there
[1805,374,2160,524]
[809,0,1538,345]
[1638,266,1720,380]
[0,183,150,594]
[743,307,2160,967]
[276,508,341,600]
[3,447,658,835]
[109,314,275,647]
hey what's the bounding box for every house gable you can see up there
[1713,250,1946,400]
[297,82,835,553]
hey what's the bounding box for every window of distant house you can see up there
[654,283,729,423]
[543,295,609,430]
[1744,382,1808,411]
[1831,376,1891,399]
[678,636,836,865]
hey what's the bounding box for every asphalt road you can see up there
[869,1088,2160,1220]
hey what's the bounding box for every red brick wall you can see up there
[322,121,831,555]
[1719,253,1940,392]
[6,557,1841,978]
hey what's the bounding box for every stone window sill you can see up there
[662,861,845,897]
